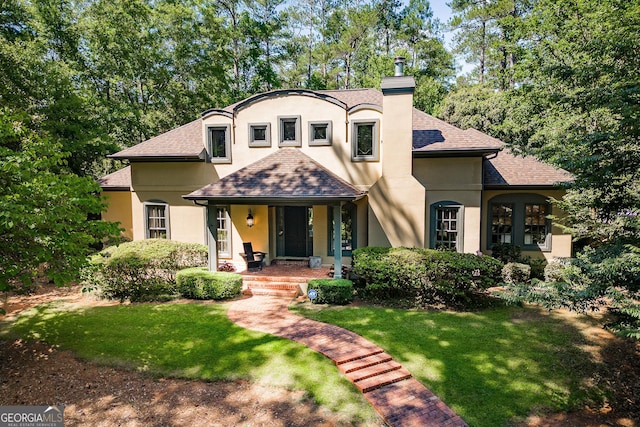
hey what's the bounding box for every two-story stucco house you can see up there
[99,64,572,276]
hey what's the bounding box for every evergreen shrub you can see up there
[176,268,242,300]
[308,278,354,305]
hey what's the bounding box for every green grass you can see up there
[1,301,377,423]
[291,303,604,427]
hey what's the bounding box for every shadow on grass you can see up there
[2,301,376,422]
[293,304,607,427]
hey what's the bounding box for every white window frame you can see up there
[278,115,301,147]
[206,125,231,163]
[144,201,170,239]
[248,122,271,147]
[351,119,380,161]
[430,202,464,252]
[216,206,232,258]
[309,121,333,146]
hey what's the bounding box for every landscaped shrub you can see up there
[502,262,531,285]
[544,258,574,283]
[176,268,242,300]
[352,247,503,305]
[308,278,353,305]
[84,239,208,302]
[490,243,523,264]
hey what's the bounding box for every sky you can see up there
[428,1,474,75]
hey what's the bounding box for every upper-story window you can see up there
[249,122,271,147]
[144,201,170,239]
[278,115,301,147]
[206,125,231,163]
[309,121,333,146]
[351,119,380,161]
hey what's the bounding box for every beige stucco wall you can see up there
[482,189,572,260]
[101,191,133,240]
[414,157,484,253]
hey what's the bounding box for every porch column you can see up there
[333,203,342,279]
[206,204,218,272]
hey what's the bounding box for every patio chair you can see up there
[241,242,265,271]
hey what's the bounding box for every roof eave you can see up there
[183,194,366,205]
[413,148,500,158]
[483,183,570,190]
[108,153,205,162]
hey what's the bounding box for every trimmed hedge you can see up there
[84,239,208,302]
[308,278,354,305]
[176,268,242,300]
[352,247,503,304]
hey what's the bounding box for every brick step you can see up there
[244,281,301,290]
[354,368,412,393]
[333,348,384,365]
[346,361,402,382]
[246,288,300,297]
[243,275,310,283]
[338,352,393,374]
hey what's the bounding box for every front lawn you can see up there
[292,303,607,427]
[1,301,377,423]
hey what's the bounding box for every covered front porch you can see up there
[183,148,367,279]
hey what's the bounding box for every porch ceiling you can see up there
[183,148,366,205]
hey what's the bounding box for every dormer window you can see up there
[278,115,301,147]
[207,125,231,163]
[249,123,271,147]
[351,119,380,161]
[309,121,332,146]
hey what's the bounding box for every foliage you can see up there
[501,262,531,286]
[351,247,503,306]
[0,110,119,300]
[294,304,607,427]
[308,279,353,305]
[502,243,640,338]
[84,239,207,302]
[490,242,522,264]
[176,267,242,300]
[5,302,377,422]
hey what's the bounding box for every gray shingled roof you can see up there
[97,166,131,190]
[184,148,366,203]
[107,88,572,188]
[109,119,204,160]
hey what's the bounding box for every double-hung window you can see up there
[430,202,464,251]
[488,194,551,251]
[144,201,170,239]
[216,207,231,258]
[207,125,231,163]
[351,119,380,161]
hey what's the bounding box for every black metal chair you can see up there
[241,242,265,271]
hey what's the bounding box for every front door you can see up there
[276,206,312,257]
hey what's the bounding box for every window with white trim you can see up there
[249,123,271,147]
[216,207,231,257]
[206,125,231,163]
[327,203,356,256]
[144,201,170,239]
[309,121,332,146]
[351,119,380,161]
[430,202,464,251]
[488,194,552,251]
[278,115,301,147]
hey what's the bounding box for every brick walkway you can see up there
[227,296,468,427]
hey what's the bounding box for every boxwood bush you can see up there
[176,268,242,300]
[84,239,208,302]
[351,247,503,305]
[308,278,354,305]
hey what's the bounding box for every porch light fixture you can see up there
[246,209,254,227]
